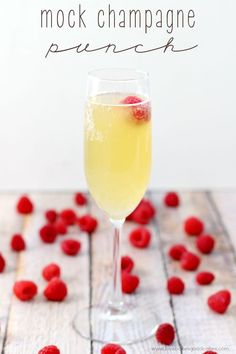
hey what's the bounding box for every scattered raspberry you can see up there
[16,195,34,214]
[164,192,180,207]
[122,272,140,294]
[203,352,217,354]
[196,271,215,285]
[101,343,126,354]
[54,218,67,235]
[168,244,187,261]
[155,323,175,345]
[61,239,81,256]
[75,192,87,206]
[121,96,150,122]
[10,234,26,252]
[42,263,61,281]
[181,251,200,271]
[45,209,57,223]
[44,278,67,302]
[208,290,231,314]
[196,234,215,254]
[184,216,204,236]
[127,199,155,225]
[121,255,134,273]
[13,280,37,301]
[0,253,6,273]
[38,345,60,354]
[60,209,77,225]
[39,224,57,243]
[167,276,185,295]
[129,227,151,248]
[77,215,98,233]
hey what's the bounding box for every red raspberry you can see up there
[16,195,34,214]
[75,192,87,206]
[10,234,26,252]
[39,224,57,243]
[0,253,6,273]
[60,209,77,225]
[196,234,215,254]
[127,199,155,225]
[208,290,231,314]
[121,255,134,273]
[45,209,57,223]
[61,239,81,256]
[44,278,67,302]
[168,244,187,261]
[196,271,215,285]
[121,96,143,105]
[101,343,126,354]
[129,227,151,248]
[77,215,98,233]
[167,276,185,295]
[164,192,180,207]
[122,272,140,294]
[54,218,67,235]
[42,263,61,281]
[38,345,60,354]
[181,251,200,271]
[13,280,37,301]
[203,352,217,354]
[184,216,204,236]
[121,96,150,122]
[155,323,175,345]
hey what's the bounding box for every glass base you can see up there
[72,304,158,345]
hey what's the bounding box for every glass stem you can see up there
[109,218,125,313]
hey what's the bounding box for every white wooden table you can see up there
[0,191,236,354]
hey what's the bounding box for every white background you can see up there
[0,0,235,191]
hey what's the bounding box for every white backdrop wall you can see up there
[0,0,235,190]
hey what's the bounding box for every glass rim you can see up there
[88,68,149,82]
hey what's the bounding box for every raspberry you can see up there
[61,239,81,256]
[101,343,126,354]
[155,323,175,345]
[77,215,98,233]
[44,278,67,302]
[75,192,87,206]
[16,195,34,214]
[181,251,200,271]
[0,253,6,273]
[121,96,150,122]
[45,209,57,223]
[42,263,61,281]
[164,192,180,207]
[121,255,134,273]
[196,271,215,285]
[10,234,26,252]
[60,209,77,225]
[167,276,185,295]
[129,227,151,248]
[122,272,140,294]
[184,216,204,236]
[122,96,143,105]
[168,244,187,261]
[196,234,215,254]
[38,345,60,354]
[203,352,217,354]
[13,280,37,301]
[208,290,231,314]
[54,218,67,235]
[127,199,155,225]
[39,224,57,243]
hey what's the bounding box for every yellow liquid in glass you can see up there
[84,93,151,220]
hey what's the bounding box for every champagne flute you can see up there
[73,68,155,344]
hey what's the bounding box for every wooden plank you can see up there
[0,194,23,353]
[2,193,91,354]
[90,196,181,354]
[152,191,236,354]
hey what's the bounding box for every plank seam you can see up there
[150,191,183,354]
[205,191,236,264]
